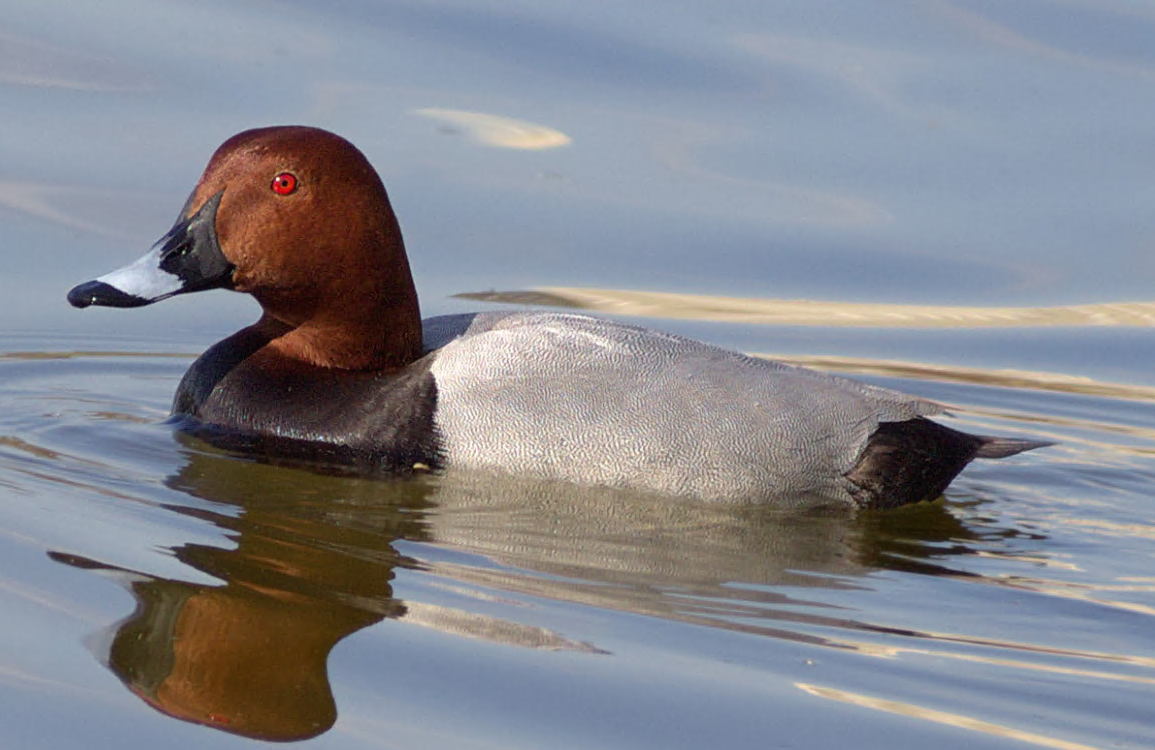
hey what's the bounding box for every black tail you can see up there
[845,418,1050,510]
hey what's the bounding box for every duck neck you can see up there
[258,288,424,372]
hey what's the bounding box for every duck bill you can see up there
[67,191,234,309]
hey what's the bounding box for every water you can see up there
[3,1,1155,748]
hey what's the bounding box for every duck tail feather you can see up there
[974,436,1054,459]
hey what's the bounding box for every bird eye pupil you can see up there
[271,172,297,195]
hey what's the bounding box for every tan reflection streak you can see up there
[797,684,1104,750]
[854,628,1155,670]
[401,602,604,653]
[935,630,1155,668]
[830,637,1155,687]
[1059,519,1155,541]
[972,551,1082,572]
[0,435,65,462]
[474,287,1155,329]
[989,574,1155,618]
[759,354,1155,405]
[414,109,572,150]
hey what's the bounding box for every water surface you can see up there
[2,1,1155,748]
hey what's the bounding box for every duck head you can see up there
[68,126,423,370]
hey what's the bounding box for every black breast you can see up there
[172,328,441,474]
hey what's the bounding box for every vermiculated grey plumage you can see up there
[425,312,1044,506]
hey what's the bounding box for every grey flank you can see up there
[424,311,944,505]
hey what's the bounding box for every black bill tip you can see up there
[67,280,151,309]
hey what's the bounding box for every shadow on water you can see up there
[49,435,1034,742]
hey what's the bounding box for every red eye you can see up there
[271,172,297,195]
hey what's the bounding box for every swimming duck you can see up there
[68,126,1046,508]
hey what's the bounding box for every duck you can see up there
[67,126,1047,509]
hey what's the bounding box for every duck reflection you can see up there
[52,450,423,741]
[418,471,983,637]
[52,439,989,741]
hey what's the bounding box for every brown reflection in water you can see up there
[49,561,372,741]
[110,577,374,740]
[51,447,419,741]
